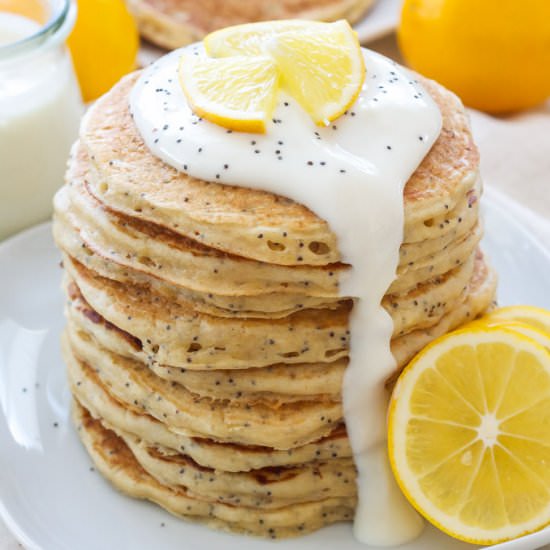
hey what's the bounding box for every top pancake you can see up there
[81,70,478,267]
[127,0,375,50]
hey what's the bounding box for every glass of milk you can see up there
[0,0,82,241]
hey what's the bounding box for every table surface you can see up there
[2,31,549,550]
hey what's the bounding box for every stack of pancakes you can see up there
[53,72,497,538]
[127,0,375,50]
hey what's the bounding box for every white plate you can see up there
[1,194,550,550]
[355,0,401,44]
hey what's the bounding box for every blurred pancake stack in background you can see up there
[126,0,376,49]
[52,66,496,537]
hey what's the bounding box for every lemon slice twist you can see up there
[179,55,279,134]
[179,20,365,132]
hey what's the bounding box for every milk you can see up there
[0,12,82,240]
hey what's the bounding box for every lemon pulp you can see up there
[179,20,365,132]
[179,55,278,133]
[389,326,550,544]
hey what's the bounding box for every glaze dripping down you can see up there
[130,45,442,546]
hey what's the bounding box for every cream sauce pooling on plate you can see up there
[131,45,442,546]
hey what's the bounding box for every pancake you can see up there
[59,223,475,328]
[390,250,498,382]
[74,401,356,538]
[64,252,495,449]
[54,170,482,326]
[81,71,479,266]
[55,143,480,302]
[127,0,375,50]
[64,259,350,370]
[63,248,484,369]
[66,298,344,404]
[117,429,356,509]
[403,178,480,244]
[64,249,485,386]
[67,292,347,402]
[65,247,495,380]
[70,359,353,472]
[390,222,482,294]
[57,33,497,539]
[64,330,344,449]
[61,213,478,319]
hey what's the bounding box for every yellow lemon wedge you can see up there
[271,21,365,125]
[181,20,365,131]
[482,305,550,335]
[204,20,324,57]
[388,326,550,544]
[178,55,279,134]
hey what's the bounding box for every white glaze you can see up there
[131,45,442,546]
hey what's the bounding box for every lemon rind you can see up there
[388,326,550,544]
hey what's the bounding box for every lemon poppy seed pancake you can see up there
[53,33,496,540]
[127,0,375,50]
[73,401,357,538]
[81,72,479,267]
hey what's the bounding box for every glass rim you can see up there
[0,0,75,60]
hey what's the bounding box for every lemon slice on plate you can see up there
[468,318,550,351]
[181,20,365,131]
[178,55,279,133]
[388,326,550,544]
[482,305,550,335]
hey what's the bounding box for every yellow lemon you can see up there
[398,0,550,113]
[270,21,365,125]
[179,55,279,134]
[469,319,550,352]
[67,0,139,102]
[389,325,550,544]
[181,20,365,132]
[482,305,550,335]
[204,20,323,57]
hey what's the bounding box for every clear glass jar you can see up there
[0,0,82,240]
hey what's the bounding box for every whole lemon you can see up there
[68,0,139,102]
[398,0,550,113]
